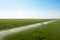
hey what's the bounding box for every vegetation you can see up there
[4,20,60,40]
[0,19,50,30]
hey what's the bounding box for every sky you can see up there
[0,0,60,19]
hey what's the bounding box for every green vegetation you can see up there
[0,19,50,30]
[4,20,60,40]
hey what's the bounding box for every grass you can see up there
[0,19,51,30]
[4,19,60,40]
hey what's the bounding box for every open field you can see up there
[4,19,60,40]
[0,19,51,30]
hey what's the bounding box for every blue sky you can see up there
[0,0,60,19]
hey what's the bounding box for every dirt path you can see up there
[0,20,56,40]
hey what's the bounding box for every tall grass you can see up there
[4,20,60,40]
[0,19,50,30]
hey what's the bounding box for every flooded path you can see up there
[0,20,56,40]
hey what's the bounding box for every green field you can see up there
[0,19,51,30]
[4,20,60,40]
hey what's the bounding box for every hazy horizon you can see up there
[0,0,60,19]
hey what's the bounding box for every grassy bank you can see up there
[0,19,50,30]
[4,20,60,40]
